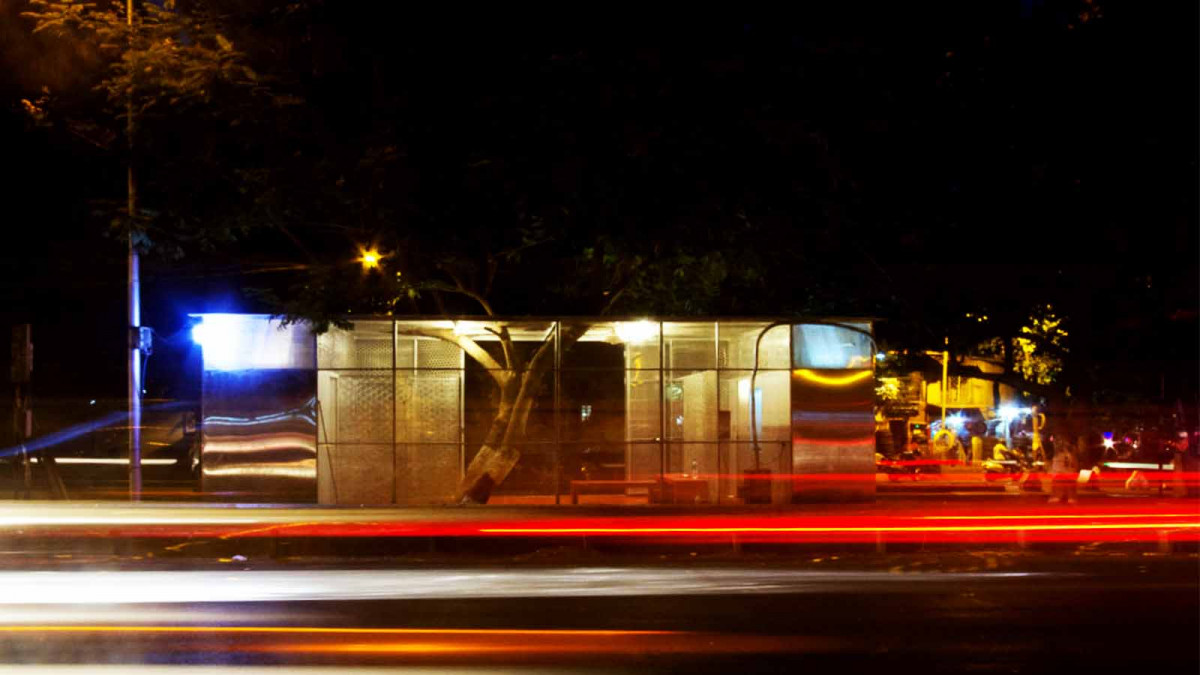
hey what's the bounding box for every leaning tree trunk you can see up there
[456,325,586,504]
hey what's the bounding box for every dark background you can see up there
[1,2,1195,415]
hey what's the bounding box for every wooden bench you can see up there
[569,479,658,504]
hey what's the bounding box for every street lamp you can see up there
[924,341,950,430]
[358,247,382,271]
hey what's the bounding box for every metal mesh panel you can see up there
[395,337,415,368]
[335,371,393,443]
[352,338,393,369]
[318,323,392,369]
[394,443,460,505]
[417,339,462,368]
[396,371,460,443]
[318,443,393,505]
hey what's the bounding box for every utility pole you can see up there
[11,325,32,498]
[126,0,142,500]
[10,325,66,499]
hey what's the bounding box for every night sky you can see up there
[1,2,1196,408]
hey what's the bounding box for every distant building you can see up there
[878,354,1020,451]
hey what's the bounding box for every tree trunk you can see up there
[457,381,519,503]
[456,325,586,504]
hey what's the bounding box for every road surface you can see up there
[0,555,1194,673]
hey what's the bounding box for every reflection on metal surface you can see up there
[201,370,317,502]
[791,367,876,501]
[792,369,874,387]
[792,323,873,369]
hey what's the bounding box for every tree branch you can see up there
[437,266,496,316]
[395,327,507,386]
[483,325,514,370]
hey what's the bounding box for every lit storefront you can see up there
[192,316,876,505]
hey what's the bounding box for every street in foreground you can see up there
[0,495,1195,673]
[0,555,1194,672]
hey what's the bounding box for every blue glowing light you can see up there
[191,314,306,371]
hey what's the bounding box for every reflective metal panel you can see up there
[790,367,876,502]
[201,369,317,502]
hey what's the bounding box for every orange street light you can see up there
[358,247,382,271]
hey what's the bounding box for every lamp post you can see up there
[924,344,950,431]
[126,0,142,500]
[941,337,949,430]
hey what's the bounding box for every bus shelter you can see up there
[192,316,876,505]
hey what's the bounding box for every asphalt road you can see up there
[0,556,1194,673]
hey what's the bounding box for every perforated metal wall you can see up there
[316,326,465,505]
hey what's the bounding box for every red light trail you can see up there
[0,500,1193,545]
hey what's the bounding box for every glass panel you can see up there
[318,443,393,505]
[317,320,393,369]
[661,366,718,503]
[718,322,790,369]
[395,443,460,505]
[627,441,662,483]
[480,441,558,499]
[661,443,718,505]
[663,321,717,370]
[462,368,556,448]
[563,320,660,370]
[720,441,793,505]
[792,322,873,369]
[398,320,553,371]
[624,370,661,442]
[560,442,631,483]
[560,370,629,444]
[445,320,554,345]
[664,370,718,441]
[718,370,791,443]
[561,328,629,370]
[559,442,659,503]
[396,370,461,443]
